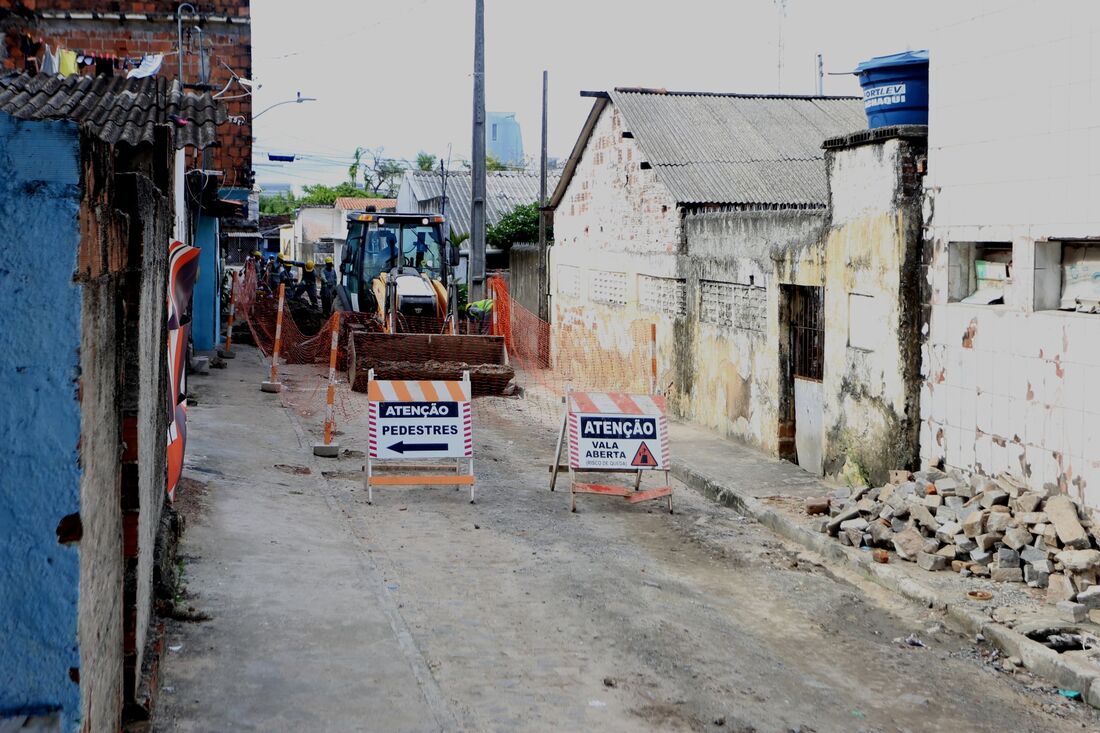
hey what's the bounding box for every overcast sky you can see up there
[250,0,962,191]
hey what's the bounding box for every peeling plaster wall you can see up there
[551,103,682,397]
[0,115,85,730]
[923,2,1100,506]
[821,138,925,483]
[684,210,827,450]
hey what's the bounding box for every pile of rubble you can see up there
[809,471,1100,615]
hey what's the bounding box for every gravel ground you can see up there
[154,349,1100,732]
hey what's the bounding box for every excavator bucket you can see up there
[347,331,515,396]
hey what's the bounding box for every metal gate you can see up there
[791,286,824,380]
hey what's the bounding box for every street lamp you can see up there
[253,91,317,120]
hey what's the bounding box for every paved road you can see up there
[154,348,1099,732]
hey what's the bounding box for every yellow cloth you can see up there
[59,49,78,77]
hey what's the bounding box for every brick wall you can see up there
[2,2,251,183]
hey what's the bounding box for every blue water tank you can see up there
[855,50,929,128]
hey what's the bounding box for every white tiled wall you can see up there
[925,1,1100,506]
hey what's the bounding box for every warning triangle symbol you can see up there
[631,441,658,468]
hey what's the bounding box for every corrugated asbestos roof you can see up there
[550,89,866,208]
[0,72,226,149]
[403,169,560,238]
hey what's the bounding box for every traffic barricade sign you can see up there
[550,388,673,513]
[365,371,475,503]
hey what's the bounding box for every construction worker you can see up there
[292,259,319,308]
[320,256,338,315]
[465,298,494,334]
[269,252,287,292]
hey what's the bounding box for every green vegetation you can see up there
[486,202,547,249]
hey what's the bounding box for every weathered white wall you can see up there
[820,138,924,482]
[924,1,1100,505]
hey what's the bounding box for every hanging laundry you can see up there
[95,56,113,76]
[59,49,78,77]
[126,53,164,80]
[40,44,59,75]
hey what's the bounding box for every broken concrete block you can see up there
[1046,575,1074,604]
[980,489,1009,508]
[1075,585,1100,610]
[936,544,957,560]
[826,506,862,535]
[879,506,896,521]
[969,563,991,577]
[934,477,958,494]
[1020,539,1047,567]
[923,493,943,509]
[917,552,947,571]
[1072,570,1099,592]
[1044,496,1091,549]
[1002,526,1033,551]
[922,538,942,555]
[844,528,864,547]
[1055,549,1100,572]
[945,495,965,513]
[889,469,912,485]
[1042,524,1059,546]
[1014,493,1043,513]
[1014,512,1047,526]
[996,548,1021,568]
[970,549,993,565]
[991,567,1024,582]
[955,480,974,499]
[909,504,939,531]
[867,522,893,546]
[805,497,830,515]
[962,510,985,538]
[839,517,869,532]
[893,528,925,561]
[935,521,962,544]
[976,533,1004,550]
[812,519,830,533]
[1057,600,1088,623]
[1024,564,1050,588]
[955,535,977,553]
[856,498,878,514]
[934,507,957,524]
[986,512,1012,534]
[890,518,908,533]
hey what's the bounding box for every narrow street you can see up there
[153,348,1099,732]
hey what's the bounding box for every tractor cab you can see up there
[339,211,459,330]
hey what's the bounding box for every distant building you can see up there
[488,112,524,167]
[397,170,558,239]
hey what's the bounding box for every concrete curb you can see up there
[671,459,1100,708]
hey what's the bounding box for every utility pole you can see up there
[537,69,549,324]
[469,0,487,301]
[816,53,824,96]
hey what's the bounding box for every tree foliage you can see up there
[417,151,438,171]
[259,181,383,214]
[486,202,546,249]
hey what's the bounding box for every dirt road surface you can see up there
[154,348,1100,732]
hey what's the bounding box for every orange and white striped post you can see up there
[313,312,342,457]
[261,282,285,393]
[218,270,237,359]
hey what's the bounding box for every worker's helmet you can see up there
[277,252,286,262]
[253,250,261,258]
[324,256,334,265]
[305,260,315,272]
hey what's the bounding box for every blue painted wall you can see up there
[191,213,220,351]
[488,112,524,167]
[0,114,83,730]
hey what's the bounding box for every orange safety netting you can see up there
[227,263,657,429]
